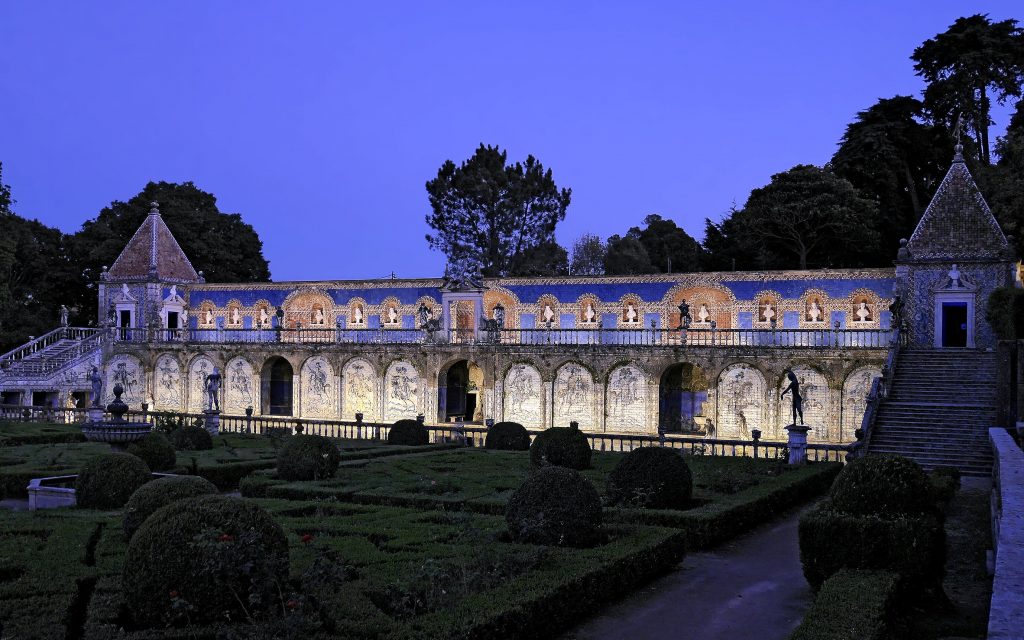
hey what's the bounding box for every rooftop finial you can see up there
[149,201,160,215]
[952,114,964,163]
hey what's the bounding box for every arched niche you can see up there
[153,354,182,411]
[384,360,423,421]
[439,359,484,422]
[553,362,596,430]
[301,356,335,419]
[342,358,379,421]
[841,366,881,442]
[504,363,544,428]
[105,354,146,408]
[606,364,649,432]
[187,355,216,413]
[716,363,766,439]
[224,357,257,415]
[261,357,293,416]
[659,363,711,434]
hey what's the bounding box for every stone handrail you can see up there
[847,327,900,459]
[987,428,1024,639]
[0,326,73,363]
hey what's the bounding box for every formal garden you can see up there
[0,416,990,640]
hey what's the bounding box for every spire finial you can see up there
[952,114,965,163]
[149,201,160,215]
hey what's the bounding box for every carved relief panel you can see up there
[342,358,379,420]
[301,356,335,418]
[504,363,543,428]
[188,356,215,413]
[384,360,422,421]
[225,358,256,415]
[153,354,182,411]
[606,364,648,432]
[715,364,766,439]
[105,355,145,408]
[553,363,595,430]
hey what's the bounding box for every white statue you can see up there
[259,307,269,326]
[314,307,325,325]
[698,304,710,323]
[180,308,188,328]
[949,264,962,288]
[808,300,822,322]
[625,304,637,323]
[121,283,130,298]
[59,304,69,327]
[762,302,775,323]
[205,308,214,325]
[167,285,177,300]
[584,303,596,323]
[353,305,363,324]
[387,307,398,324]
[231,307,240,325]
[543,304,555,323]
[856,301,871,322]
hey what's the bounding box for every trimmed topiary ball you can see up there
[123,475,217,539]
[126,431,177,471]
[123,495,289,627]
[169,425,213,451]
[529,424,592,470]
[276,434,342,481]
[485,421,531,451]
[830,454,934,517]
[607,446,693,509]
[506,466,602,546]
[387,419,429,446]
[76,452,151,510]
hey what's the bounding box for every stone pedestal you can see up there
[203,410,221,436]
[785,424,811,465]
[87,407,104,423]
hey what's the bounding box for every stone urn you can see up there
[81,383,152,447]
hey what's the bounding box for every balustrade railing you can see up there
[848,327,900,458]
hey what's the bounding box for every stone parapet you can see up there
[988,428,1024,639]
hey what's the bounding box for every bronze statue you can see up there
[780,369,804,425]
[205,367,221,411]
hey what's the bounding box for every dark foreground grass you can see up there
[0,499,685,640]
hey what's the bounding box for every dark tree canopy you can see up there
[508,240,569,277]
[831,96,953,261]
[912,14,1024,164]
[631,214,704,273]
[604,235,653,275]
[425,144,571,278]
[569,233,606,276]
[980,99,1024,257]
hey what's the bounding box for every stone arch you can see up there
[483,288,518,328]
[438,358,486,422]
[841,366,881,442]
[504,362,544,428]
[659,362,712,433]
[224,356,257,414]
[187,355,216,413]
[225,299,244,328]
[261,356,294,416]
[778,365,833,441]
[553,361,596,430]
[283,289,333,329]
[342,357,379,420]
[666,284,735,328]
[153,353,182,411]
[300,356,336,418]
[754,289,782,326]
[105,354,146,408]
[715,363,766,439]
[606,363,650,432]
[383,360,424,421]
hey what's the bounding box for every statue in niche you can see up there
[855,301,871,322]
[387,306,399,324]
[231,307,240,326]
[180,308,188,329]
[949,264,962,288]
[107,301,116,326]
[543,304,555,324]
[584,302,596,323]
[205,308,214,326]
[418,303,431,327]
[780,369,804,425]
[259,306,269,327]
[625,303,638,323]
[313,306,325,325]
[204,367,221,411]
[121,283,131,298]
[677,299,691,328]
[353,305,363,325]
[89,366,103,407]
[807,300,822,322]
[761,301,775,323]
[59,305,69,327]
[698,304,710,323]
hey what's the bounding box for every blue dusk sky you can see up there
[0,2,1020,281]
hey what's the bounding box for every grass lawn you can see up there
[0,499,685,640]
[0,420,85,445]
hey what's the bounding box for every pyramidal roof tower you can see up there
[106,202,200,283]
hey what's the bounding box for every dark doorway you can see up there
[941,302,968,348]
[659,363,709,433]
[440,360,481,422]
[119,309,131,340]
[261,357,294,416]
[166,311,179,329]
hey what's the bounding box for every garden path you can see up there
[563,507,811,640]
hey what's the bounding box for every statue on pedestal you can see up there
[59,305,69,327]
[780,369,804,425]
[89,366,103,407]
[205,367,221,411]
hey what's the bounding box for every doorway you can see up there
[261,357,294,416]
[941,302,968,348]
[659,363,710,433]
[439,360,483,422]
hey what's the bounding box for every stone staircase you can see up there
[0,328,105,382]
[868,349,997,476]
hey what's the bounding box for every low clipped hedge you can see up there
[789,569,901,640]
[506,466,602,546]
[123,495,289,627]
[276,434,342,481]
[529,424,591,470]
[798,502,945,592]
[607,446,692,509]
[169,425,213,451]
[75,452,151,509]
[122,475,217,539]
[387,419,429,446]
[186,459,276,491]
[485,422,531,451]
[126,431,177,471]
[829,454,934,517]
[239,472,277,498]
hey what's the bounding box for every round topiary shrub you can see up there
[387,419,429,446]
[485,421,531,451]
[830,454,934,517]
[169,425,213,451]
[529,424,592,470]
[276,434,342,481]
[607,446,693,509]
[75,452,151,510]
[123,495,289,627]
[506,466,602,546]
[122,475,218,539]
[126,431,177,471]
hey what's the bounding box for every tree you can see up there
[701,208,745,271]
[69,181,271,322]
[425,144,571,277]
[508,240,569,277]
[631,214,705,273]
[604,235,653,275]
[728,165,880,270]
[569,233,606,276]
[912,14,1024,164]
[980,99,1024,256]
[831,96,953,261]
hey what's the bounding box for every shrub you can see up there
[169,425,213,451]
[123,495,289,627]
[829,454,933,517]
[529,424,592,470]
[75,452,151,509]
[986,286,1024,340]
[276,434,342,481]
[798,503,945,592]
[790,569,900,640]
[607,446,693,509]
[506,466,602,546]
[387,419,429,446]
[239,473,277,498]
[126,431,177,471]
[153,412,203,434]
[485,421,531,451]
[122,475,217,539]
